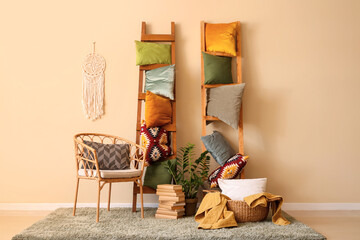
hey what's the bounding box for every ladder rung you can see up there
[138,93,145,100]
[140,64,170,71]
[138,93,175,101]
[136,123,176,132]
[204,51,238,57]
[141,34,175,42]
[203,83,242,89]
[133,185,156,193]
[204,116,220,121]
[162,123,176,132]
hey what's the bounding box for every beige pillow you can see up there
[218,178,267,201]
[207,83,245,129]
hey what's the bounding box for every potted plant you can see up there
[165,143,210,216]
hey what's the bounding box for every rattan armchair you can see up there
[73,133,146,222]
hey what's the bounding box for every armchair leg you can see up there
[96,181,101,222]
[132,182,137,212]
[139,179,144,218]
[107,183,112,211]
[73,178,80,216]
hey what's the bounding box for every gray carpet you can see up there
[12,208,326,240]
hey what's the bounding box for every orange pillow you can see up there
[205,22,237,56]
[145,91,172,127]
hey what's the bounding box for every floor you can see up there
[1,210,359,240]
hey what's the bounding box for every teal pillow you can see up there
[202,52,233,84]
[135,41,171,66]
[207,83,245,129]
[145,65,175,100]
[143,159,175,189]
[201,131,235,166]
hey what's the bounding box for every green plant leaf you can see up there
[164,143,210,199]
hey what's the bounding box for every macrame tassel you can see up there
[82,73,104,120]
[82,42,106,120]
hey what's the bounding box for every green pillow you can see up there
[145,65,175,100]
[202,52,233,84]
[135,41,171,66]
[207,83,245,129]
[143,159,175,189]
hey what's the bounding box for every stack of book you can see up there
[155,184,186,219]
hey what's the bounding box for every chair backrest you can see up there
[74,133,146,179]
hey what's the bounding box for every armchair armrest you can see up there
[129,143,147,174]
[74,140,100,179]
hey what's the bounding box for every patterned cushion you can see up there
[140,120,171,165]
[83,140,130,170]
[208,153,248,188]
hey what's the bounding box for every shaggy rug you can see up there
[12,208,326,240]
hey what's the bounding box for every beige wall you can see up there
[1,0,359,204]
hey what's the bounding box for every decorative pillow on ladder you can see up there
[201,130,235,166]
[208,153,248,188]
[145,65,175,100]
[135,41,171,66]
[143,159,176,189]
[140,120,171,165]
[205,22,237,56]
[207,83,245,129]
[145,91,172,127]
[202,52,232,85]
[82,140,130,170]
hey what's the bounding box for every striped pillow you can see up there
[83,141,130,170]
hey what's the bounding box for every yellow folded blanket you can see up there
[244,192,290,225]
[195,192,237,229]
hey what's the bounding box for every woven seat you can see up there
[73,133,146,222]
[78,169,142,179]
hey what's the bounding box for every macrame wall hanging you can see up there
[82,42,106,120]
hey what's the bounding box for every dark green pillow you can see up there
[202,52,233,84]
[143,159,175,189]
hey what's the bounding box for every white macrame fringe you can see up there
[82,73,104,120]
[82,50,106,121]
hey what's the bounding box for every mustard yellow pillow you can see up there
[205,22,237,56]
[145,91,172,127]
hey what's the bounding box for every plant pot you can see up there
[185,198,198,216]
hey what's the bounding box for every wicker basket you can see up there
[227,200,269,223]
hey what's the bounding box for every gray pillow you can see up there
[206,83,245,129]
[201,131,235,166]
[83,140,130,170]
[145,65,175,100]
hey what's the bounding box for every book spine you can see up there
[158,196,185,202]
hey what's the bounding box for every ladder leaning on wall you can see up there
[132,21,177,212]
[200,21,245,178]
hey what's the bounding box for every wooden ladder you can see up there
[132,22,177,212]
[200,21,245,178]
